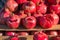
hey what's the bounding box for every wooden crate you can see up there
[1,35,60,40]
[0,24,60,40]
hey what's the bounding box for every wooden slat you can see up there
[1,35,60,40]
[0,24,60,31]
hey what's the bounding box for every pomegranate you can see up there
[6,0,18,12]
[50,1,60,14]
[22,1,36,14]
[36,0,47,14]
[45,11,59,25]
[39,16,53,28]
[22,13,36,29]
[6,32,18,36]
[33,31,48,40]
[6,14,20,29]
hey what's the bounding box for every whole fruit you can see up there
[6,14,20,29]
[36,0,47,14]
[22,13,36,29]
[22,1,36,14]
[6,32,18,36]
[6,0,18,12]
[39,16,53,28]
[45,11,59,25]
[50,1,60,14]
[33,31,48,40]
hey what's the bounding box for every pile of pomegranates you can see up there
[0,0,60,40]
[0,0,59,29]
[5,31,29,40]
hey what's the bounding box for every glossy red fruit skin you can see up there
[39,16,53,29]
[10,37,19,40]
[50,31,58,36]
[6,32,18,36]
[16,0,27,4]
[33,32,48,40]
[36,3,47,14]
[18,32,28,36]
[22,1,36,14]
[50,4,60,14]
[6,14,20,29]
[45,13,59,25]
[6,0,18,12]
[23,16,36,29]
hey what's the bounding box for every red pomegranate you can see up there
[22,13,36,29]
[6,14,20,29]
[6,0,18,12]
[39,16,53,28]
[45,11,59,25]
[22,1,36,14]
[33,31,48,40]
[50,1,60,14]
[6,32,18,36]
[36,0,47,14]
